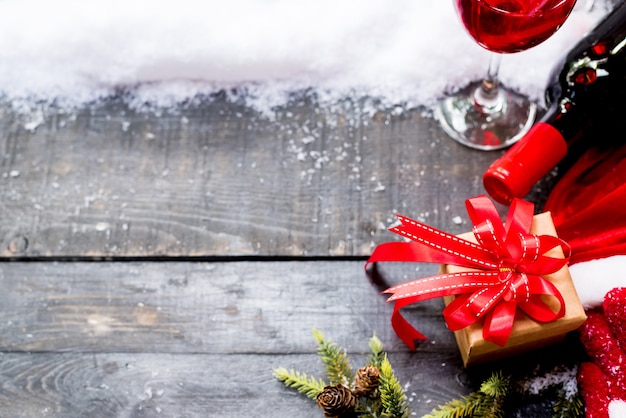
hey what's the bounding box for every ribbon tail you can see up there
[365,241,481,269]
[386,272,501,350]
[390,298,428,350]
[483,300,517,347]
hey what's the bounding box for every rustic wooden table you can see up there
[0,95,583,417]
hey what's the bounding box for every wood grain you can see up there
[0,97,531,259]
[0,260,451,354]
[0,260,469,417]
[0,260,584,417]
[0,351,472,418]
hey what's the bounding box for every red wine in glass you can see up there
[435,0,578,150]
[457,0,578,53]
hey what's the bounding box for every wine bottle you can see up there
[483,2,626,205]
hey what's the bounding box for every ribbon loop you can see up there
[473,219,509,258]
[366,195,570,348]
[506,272,531,303]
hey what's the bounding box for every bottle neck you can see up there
[483,122,569,205]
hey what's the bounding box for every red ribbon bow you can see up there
[366,196,571,349]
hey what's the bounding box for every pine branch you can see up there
[552,391,585,418]
[312,328,353,386]
[480,371,510,398]
[477,397,506,418]
[379,355,410,418]
[355,398,383,417]
[273,367,327,400]
[423,392,486,418]
[276,329,411,417]
[424,371,510,418]
[367,333,385,369]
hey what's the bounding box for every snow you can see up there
[522,365,579,399]
[0,0,610,115]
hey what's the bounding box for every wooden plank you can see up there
[0,97,552,259]
[0,348,578,418]
[0,260,472,417]
[0,352,470,418]
[0,260,453,354]
[0,260,583,417]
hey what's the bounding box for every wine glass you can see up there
[435,0,579,150]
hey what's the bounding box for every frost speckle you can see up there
[523,365,579,399]
[95,222,109,232]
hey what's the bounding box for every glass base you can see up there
[434,80,537,151]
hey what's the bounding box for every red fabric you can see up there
[544,145,626,265]
[578,362,610,418]
[577,288,626,417]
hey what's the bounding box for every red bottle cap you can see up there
[483,122,568,205]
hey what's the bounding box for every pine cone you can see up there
[353,365,380,397]
[316,384,356,417]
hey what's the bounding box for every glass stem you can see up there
[473,53,504,115]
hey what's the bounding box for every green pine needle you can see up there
[355,399,384,417]
[423,391,507,418]
[424,371,510,418]
[480,371,510,398]
[423,392,486,418]
[552,391,585,418]
[312,328,353,386]
[273,367,327,400]
[368,333,385,369]
[379,355,410,418]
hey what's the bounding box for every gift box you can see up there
[366,196,588,368]
[443,212,587,367]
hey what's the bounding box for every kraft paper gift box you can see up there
[442,212,587,367]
